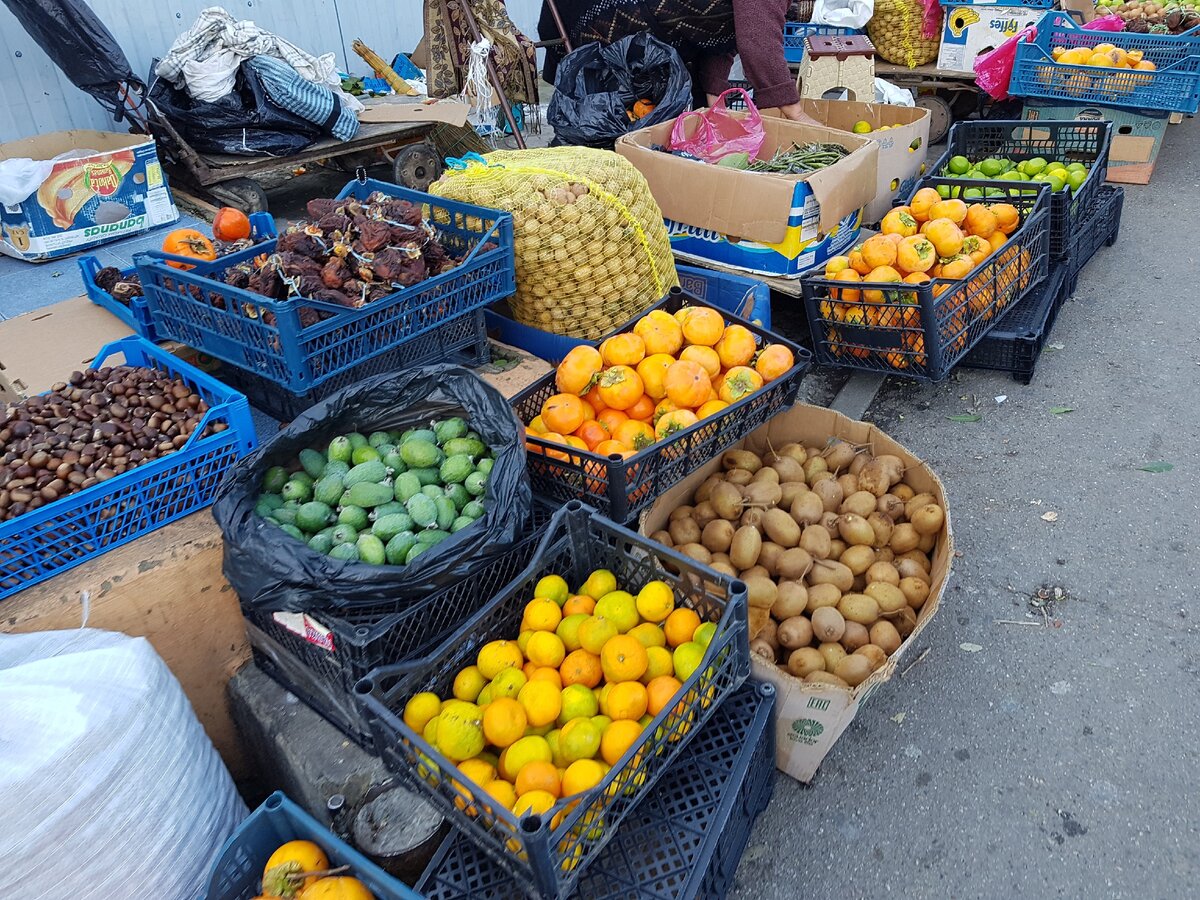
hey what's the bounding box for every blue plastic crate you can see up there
[207,792,421,900]
[783,21,859,63]
[357,502,751,900]
[134,179,514,393]
[484,264,771,364]
[80,212,277,342]
[1009,11,1200,114]
[417,680,776,900]
[0,336,256,600]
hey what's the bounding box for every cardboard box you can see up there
[1022,99,1169,185]
[616,115,878,277]
[0,130,178,262]
[798,100,932,224]
[937,5,1042,74]
[641,405,952,783]
[0,296,133,402]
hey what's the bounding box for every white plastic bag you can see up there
[875,78,915,105]
[0,629,247,900]
[811,0,875,29]
[0,150,97,206]
[181,49,240,101]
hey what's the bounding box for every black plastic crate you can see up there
[216,310,490,422]
[919,119,1111,260]
[246,501,556,747]
[804,179,1051,382]
[511,289,810,523]
[417,680,776,900]
[356,502,751,900]
[961,263,1069,384]
[1067,184,1124,293]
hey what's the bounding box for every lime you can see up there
[984,187,1005,198]
[1000,171,1023,181]
[979,158,1004,177]
[1066,162,1088,173]
[1045,172,1067,192]
[964,187,984,199]
[852,120,873,134]
[1045,162,1068,176]
[936,184,951,199]
[948,155,971,175]
[1067,169,1087,191]
[1023,156,1048,176]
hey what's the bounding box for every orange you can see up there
[512,789,556,817]
[881,206,919,238]
[530,666,563,689]
[634,310,684,356]
[831,268,862,302]
[600,332,646,367]
[614,419,655,451]
[563,595,596,617]
[635,353,675,401]
[595,366,644,411]
[754,344,794,382]
[925,219,965,258]
[909,187,941,222]
[560,649,603,688]
[896,235,936,274]
[515,759,561,798]
[848,246,872,275]
[518,680,562,727]
[714,324,757,369]
[561,758,606,796]
[574,420,609,451]
[526,631,566,668]
[717,366,763,404]
[541,393,585,435]
[596,408,628,435]
[696,399,729,418]
[556,345,602,395]
[663,608,701,647]
[679,306,725,346]
[483,697,528,748]
[860,234,898,269]
[928,198,967,225]
[655,409,699,439]
[645,675,684,716]
[524,597,563,632]
[624,393,656,422]
[990,203,1019,235]
[663,359,712,409]
[680,344,721,378]
[600,634,649,682]
[963,205,997,239]
[600,719,643,765]
[606,681,649,721]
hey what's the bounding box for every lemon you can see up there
[534,574,570,606]
[403,691,442,732]
[559,683,599,724]
[513,789,557,817]
[477,639,523,680]
[595,590,639,633]
[560,718,602,763]
[491,667,528,700]
[556,613,589,652]
[692,621,717,649]
[851,120,873,134]
[672,641,706,681]
[452,667,485,702]
[634,580,675,623]
[501,735,553,781]
[435,700,485,761]
[578,568,617,600]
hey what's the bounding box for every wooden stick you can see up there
[457,0,526,149]
[543,0,573,54]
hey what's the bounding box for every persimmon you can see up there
[714,324,756,369]
[680,344,721,378]
[925,219,965,258]
[625,394,656,422]
[663,359,712,409]
[541,393,585,435]
[597,408,629,434]
[163,228,216,269]
[679,306,725,346]
[655,409,699,440]
[696,399,729,418]
[634,311,684,356]
[636,353,675,401]
[881,207,918,237]
[963,205,997,239]
[556,346,603,395]
[596,365,644,410]
[940,254,974,280]
[928,198,967,225]
[717,366,764,403]
[831,268,862,302]
[614,419,655,451]
[754,344,794,382]
[530,431,570,461]
[595,439,633,457]
[987,231,1008,253]
[654,398,681,423]
[574,420,610,450]
[989,204,1019,235]
[860,234,898,269]
[863,266,903,303]
[909,187,941,223]
[600,333,646,367]
[848,246,872,275]
[896,236,936,274]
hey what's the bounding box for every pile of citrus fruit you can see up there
[401,569,717,825]
[818,188,1033,369]
[525,305,795,459]
[1044,42,1158,96]
[938,154,1091,196]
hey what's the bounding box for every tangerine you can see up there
[483,697,528,748]
[606,681,649,720]
[663,608,701,647]
[526,631,567,668]
[560,649,603,688]
[512,789,556,817]
[515,760,561,798]
[600,634,649,682]
[642,646,675,682]
[561,758,607,796]
[477,640,524,680]
[524,597,563,632]
[600,719,643,765]
[518,680,563,728]
[645,675,685,716]
[563,595,596,617]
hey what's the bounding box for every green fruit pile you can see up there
[256,419,495,565]
[939,155,1091,199]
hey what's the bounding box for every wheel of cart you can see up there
[873,62,985,143]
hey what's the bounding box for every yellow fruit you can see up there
[600,634,649,683]
[403,691,442,732]
[477,640,523,680]
[546,729,567,767]
[458,757,498,788]
[524,597,563,633]
[490,667,528,700]
[560,717,602,763]
[600,719,643,766]
[591,714,612,733]
[482,779,517,811]
[518,679,563,727]
[535,575,570,606]
[595,590,639,633]
[641,646,674,683]
[606,681,649,721]
[672,642,706,682]
[501,735,553,781]
[526,631,567,668]
[423,715,440,744]
[483,697,528,748]
[435,700,485,762]
[513,789,557,817]
[692,621,717,648]
[562,758,606,796]
[578,615,618,654]
[263,840,329,896]
[634,580,675,623]
[559,683,600,723]
[628,622,666,649]
[297,876,375,900]
[579,568,617,600]
[556,613,588,652]
[515,759,562,798]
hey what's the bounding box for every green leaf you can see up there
[1049,406,1074,414]
[946,413,982,423]
[1138,461,1174,473]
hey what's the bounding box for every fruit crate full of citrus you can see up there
[1008,11,1200,114]
[512,289,810,523]
[800,179,1051,381]
[921,119,1112,261]
[355,502,750,900]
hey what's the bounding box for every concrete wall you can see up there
[0,0,542,142]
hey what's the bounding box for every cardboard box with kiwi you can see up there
[640,404,952,783]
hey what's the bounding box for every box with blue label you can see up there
[937,5,1042,75]
[0,130,178,262]
[615,114,878,277]
[1022,99,1169,184]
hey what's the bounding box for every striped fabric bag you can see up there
[245,55,360,141]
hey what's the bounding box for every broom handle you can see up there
[457,0,526,149]
[543,0,573,54]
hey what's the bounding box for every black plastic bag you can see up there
[148,61,320,157]
[213,365,532,613]
[547,32,693,150]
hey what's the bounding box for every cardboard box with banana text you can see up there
[641,405,952,783]
[0,130,178,262]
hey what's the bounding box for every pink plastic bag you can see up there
[668,88,766,164]
[920,0,942,41]
[974,14,1126,100]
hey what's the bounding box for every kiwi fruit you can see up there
[776,547,814,581]
[668,517,701,547]
[877,494,906,520]
[869,620,902,655]
[803,456,829,483]
[840,544,876,576]
[693,475,724,504]
[669,505,695,522]
[726,468,754,486]
[777,442,808,464]
[837,513,876,547]
[742,481,783,508]
[708,561,737,579]
[740,565,771,582]
[805,670,851,689]
[777,615,814,650]
[848,453,870,476]
[800,524,833,560]
[867,512,894,548]
[855,644,888,671]
[812,477,843,512]
[750,639,776,661]
[756,542,783,577]
[805,582,842,612]
[867,561,901,586]
[771,581,808,619]
[828,539,848,559]
[729,525,762,570]
[818,641,847,672]
[787,647,826,678]
[840,620,869,651]
[840,490,878,518]
[838,593,880,626]
[744,575,778,610]
[701,519,735,554]
[722,450,762,473]
[865,581,907,616]
[811,606,846,642]
[763,508,801,548]
[709,481,744,521]
[740,508,765,530]
[822,439,858,472]
[678,543,712,565]
[790,492,825,526]
[779,481,808,508]
[751,465,780,485]
[651,530,674,547]
[890,523,920,554]
[834,654,873,687]
[892,606,918,638]
[809,558,853,591]
[770,456,806,483]
[692,501,718,530]
[892,483,915,501]
[899,576,931,609]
